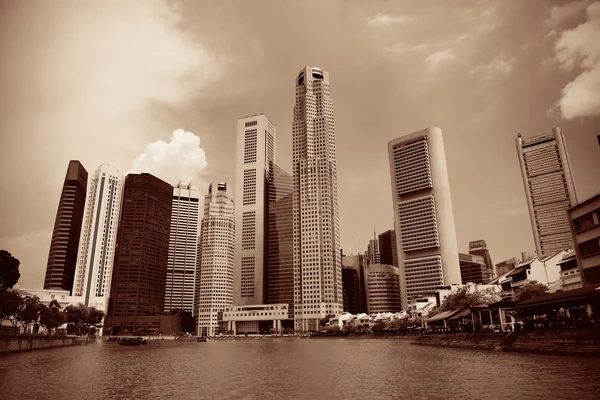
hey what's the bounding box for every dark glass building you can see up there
[106,173,173,334]
[459,253,493,284]
[266,164,294,321]
[342,267,361,314]
[341,251,368,313]
[44,160,88,292]
[378,229,399,268]
[468,240,495,279]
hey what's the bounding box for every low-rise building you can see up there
[557,251,582,291]
[568,192,600,287]
[407,297,437,318]
[221,304,289,334]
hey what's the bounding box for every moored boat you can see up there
[119,337,147,346]
[197,336,207,342]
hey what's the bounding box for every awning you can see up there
[426,310,460,323]
[448,309,471,320]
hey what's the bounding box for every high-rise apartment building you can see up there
[266,164,294,319]
[366,231,381,265]
[516,128,577,257]
[73,164,123,312]
[293,66,343,331]
[44,160,88,292]
[234,114,276,306]
[164,183,200,315]
[197,182,235,336]
[468,240,495,279]
[388,127,461,309]
[106,173,173,334]
[364,264,402,314]
[379,229,399,268]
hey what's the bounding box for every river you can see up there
[1,338,599,399]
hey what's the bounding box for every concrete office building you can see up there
[568,192,600,286]
[73,164,123,313]
[468,240,495,278]
[458,253,492,284]
[293,66,343,331]
[234,114,276,306]
[379,229,399,268]
[44,160,88,292]
[164,184,200,315]
[516,128,577,256]
[341,252,367,314]
[388,127,461,309]
[106,173,173,334]
[364,264,402,314]
[197,182,235,336]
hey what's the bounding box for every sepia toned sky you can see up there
[1,0,599,289]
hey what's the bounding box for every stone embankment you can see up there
[0,336,76,355]
[412,329,600,357]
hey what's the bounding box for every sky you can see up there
[0,0,599,289]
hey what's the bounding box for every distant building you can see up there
[342,267,361,314]
[378,229,399,268]
[73,164,123,313]
[468,240,495,278]
[516,128,577,257]
[266,164,294,321]
[341,252,367,313]
[222,304,289,335]
[459,253,493,284]
[197,182,235,336]
[106,173,173,335]
[164,184,200,316]
[388,127,461,309]
[44,160,88,293]
[495,257,519,277]
[366,231,381,265]
[568,192,600,286]
[364,264,402,314]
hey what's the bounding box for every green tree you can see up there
[0,289,23,326]
[17,296,42,333]
[342,324,358,334]
[64,303,105,335]
[319,314,335,327]
[0,250,21,289]
[371,321,386,335]
[515,281,549,302]
[440,287,500,311]
[39,300,67,334]
[324,325,341,335]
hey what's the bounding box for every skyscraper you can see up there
[266,164,294,320]
[516,128,577,256]
[197,182,235,336]
[341,252,367,314]
[164,183,200,315]
[234,114,276,306]
[468,240,495,279]
[106,173,172,334]
[388,127,461,309]
[366,231,381,265]
[379,229,399,268]
[364,264,402,314]
[73,164,123,312]
[293,66,343,331]
[44,160,88,292]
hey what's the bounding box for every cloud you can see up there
[0,230,52,289]
[130,129,208,186]
[425,49,456,70]
[384,42,429,54]
[546,0,593,27]
[366,13,416,27]
[469,57,516,85]
[554,2,600,119]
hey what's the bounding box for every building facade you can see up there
[379,229,399,268]
[222,304,289,335]
[234,114,276,306]
[458,253,492,284]
[364,264,402,314]
[266,164,294,319]
[342,267,361,314]
[293,66,343,331]
[468,240,495,278]
[197,182,235,336]
[73,164,123,313]
[388,127,461,309]
[341,253,367,314]
[164,184,200,315]
[44,160,88,292]
[568,192,600,286]
[106,173,173,334]
[495,257,519,277]
[516,128,577,256]
[366,231,381,265]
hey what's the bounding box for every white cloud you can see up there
[469,57,516,85]
[554,2,600,119]
[366,13,416,27]
[546,0,593,27]
[425,49,456,70]
[384,42,429,54]
[130,129,208,186]
[0,230,52,289]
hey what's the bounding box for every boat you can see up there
[197,336,207,343]
[119,337,147,346]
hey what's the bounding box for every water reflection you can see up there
[1,338,599,400]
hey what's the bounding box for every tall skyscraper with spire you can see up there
[366,231,381,265]
[292,66,342,331]
[516,127,577,256]
[73,164,123,312]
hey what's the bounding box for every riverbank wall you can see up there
[412,329,600,357]
[0,336,76,355]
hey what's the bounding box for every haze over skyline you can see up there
[1,0,599,289]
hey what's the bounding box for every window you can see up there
[573,211,597,233]
[578,238,600,258]
[245,120,257,127]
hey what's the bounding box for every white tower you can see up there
[293,66,343,331]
